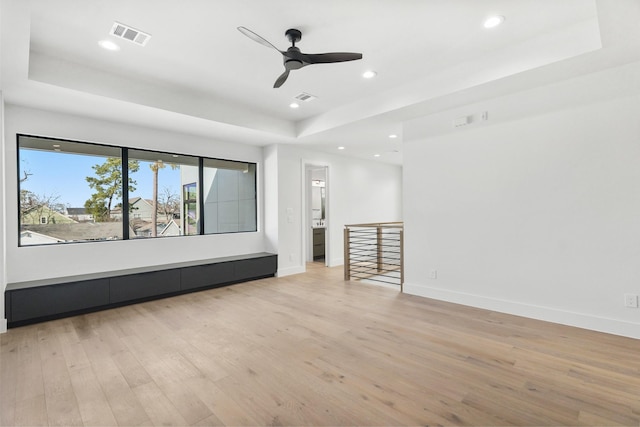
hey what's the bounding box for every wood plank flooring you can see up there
[1,263,639,426]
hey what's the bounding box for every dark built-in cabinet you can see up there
[313,228,325,260]
[5,252,277,327]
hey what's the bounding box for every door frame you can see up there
[301,161,330,267]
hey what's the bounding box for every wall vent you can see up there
[110,22,151,46]
[294,92,317,102]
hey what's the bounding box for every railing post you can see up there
[344,227,350,281]
[400,229,404,293]
[376,226,383,273]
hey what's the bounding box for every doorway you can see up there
[305,165,328,266]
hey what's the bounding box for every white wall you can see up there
[403,93,640,339]
[2,105,266,287]
[263,144,278,254]
[274,144,403,276]
[0,93,6,332]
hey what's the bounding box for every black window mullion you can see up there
[122,148,130,240]
[198,157,204,235]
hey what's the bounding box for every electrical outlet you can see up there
[624,294,638,308]
[429,270,437,279]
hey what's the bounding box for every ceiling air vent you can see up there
[294,92,317,103]
[110,22,151,46]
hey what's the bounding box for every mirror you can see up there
[311,180,325,221]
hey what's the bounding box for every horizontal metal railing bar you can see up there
[348,230,402,234]
[350,237,401,240]
[350,254,401,258]
[349,249,401,254]
[351,233,400,242]
[350,254,400,259]
[349,261,401,267]
[350,248,401,254]
[350,251,401,257]
[345,221,403,228]
[350,248,401,252]
[349,246,401,251]
[349,275,401,286]
[350,272,401,279]
[350,264,401,271]
[350,256,401,261]
[350,240,401,244]
[350,262,401,268]
[351,259,400,263]
[350,267,401,273]
[350,240,401,245]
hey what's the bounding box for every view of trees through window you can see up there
[127,149,199,239]
[18,135,257,246]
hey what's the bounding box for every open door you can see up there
[305,165,329,266]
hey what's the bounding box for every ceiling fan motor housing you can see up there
[284,46,304,69]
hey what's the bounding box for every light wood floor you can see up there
[1,263,639,426]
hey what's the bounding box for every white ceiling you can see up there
[2,0,640,165]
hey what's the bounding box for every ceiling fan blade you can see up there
[273,69,290,88]
[302,52,363,64]
[237,26,281,52]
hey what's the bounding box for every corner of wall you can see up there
[0,91,5,333]
[276,265,305,277]
[329,257,344,268]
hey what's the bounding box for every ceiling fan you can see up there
[237,26,363,88]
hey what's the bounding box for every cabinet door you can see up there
[181,262,235,291]
[110,269,181,303]
[234,256,277,281]
[9,279,110,323]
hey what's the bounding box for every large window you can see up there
[127,149,199,239]
[18,136,123,246]
[17,135,257,246]
[203,159,257,234]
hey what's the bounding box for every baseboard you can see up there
[403,282,640,340]
[276,265,306,277]
[0,318,7,334]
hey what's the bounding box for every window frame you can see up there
[17,134,258,247]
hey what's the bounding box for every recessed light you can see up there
[362,70,377,79]
[388,134,398,139]
[172,154,179,158]
[289,102,300,109]
[52,144,61,148]
[374,154,381,158]
[338,146,345,150]
[98,40,120,51]
[484,15,505,29]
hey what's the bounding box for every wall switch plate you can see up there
[624,294,638,308]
